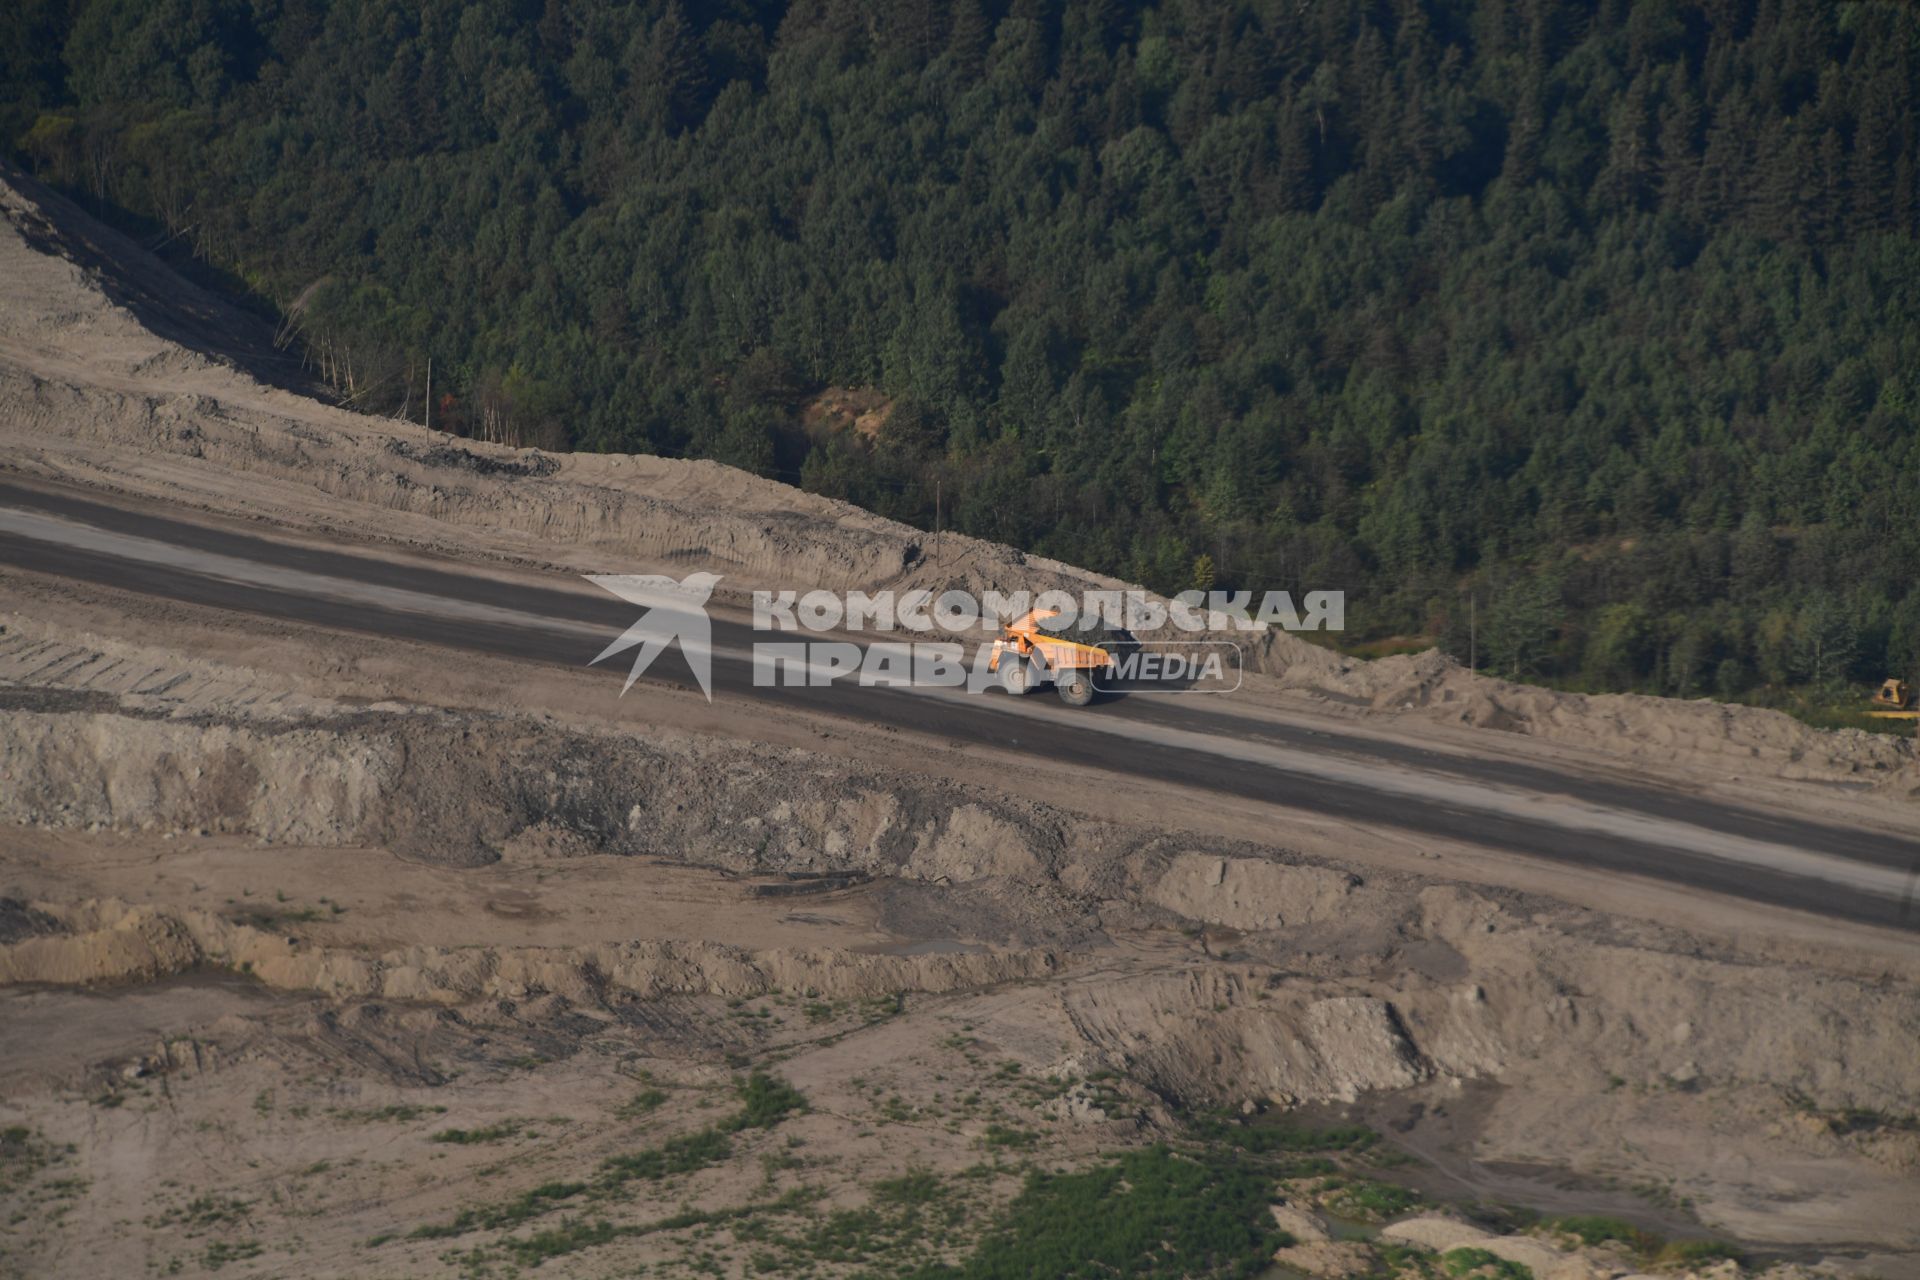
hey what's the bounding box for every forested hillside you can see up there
[5,0,1918,699]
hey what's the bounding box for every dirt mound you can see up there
[1144,854,1360,930]
[0,896,1062,1002]
[1276,645,1920,796]
[1046,883,1920,1119]
[801,385,894,441]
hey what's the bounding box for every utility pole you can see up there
[1469,592,1476,680]
[424,357,432,432]
[934,476,942,572]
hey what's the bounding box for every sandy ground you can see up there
[1,167,1917,1280]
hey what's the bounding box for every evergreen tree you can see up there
[4,0,1916,703]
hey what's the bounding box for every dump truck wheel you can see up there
[1057,671,1094,707]
[1000,656,1031,696]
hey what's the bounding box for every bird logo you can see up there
[584,571,723,701]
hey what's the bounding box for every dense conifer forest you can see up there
[5,0,1918,700]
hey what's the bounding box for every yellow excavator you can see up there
[1869,678,1918,720]
[989,608,1112,707]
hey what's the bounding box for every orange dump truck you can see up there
[987,608,1111,706]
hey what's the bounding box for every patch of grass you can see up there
[1323,1176,1418,1221]
[1550,1214,1661,1256]
[618,1087,668,1118]
[1376,1242,1439,1277]
[481,1191,818,1269]
[725,1072,808,1132]
[1629,1177,1695,1213]
[229,903,329,928]
[1193,1114,1380,1154]
[1268,1154,1341,1180]
[759,1149,805,1182]
[0,1126,57,1194]
[783,1206,894,1265]
[412,1180,590,1238]
[431,1120,528,1144]
[725,1171,973,1272]
[1659,1239,1745,1266]
[981,1124,1037,1150]
[601,1126,733,1182]
[873,1170,943,1206]
[502,1215,620,1264]
[333,1103,447,1123]
[148,1194,253,1231]
[1441,1246,1533,1279]
[200,1239,263,1271]
[860,992,906,1022]
[411,1073,808,1240]
[908,1145,1284,1279]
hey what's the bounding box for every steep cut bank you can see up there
[4,629,1918,1125]
[4,628,1918,1266]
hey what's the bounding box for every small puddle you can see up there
[1321,1212,1377,1242]
[1258,1211,1377,1280]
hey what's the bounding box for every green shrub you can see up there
[1551,1215,1661,1255]
[410,1076,809,1240]
[430,1120,525,1144]
[411,1180,589,1238]
[200,1240,263,1271]
[981,1124,1037,1150]
[1442,1246,1533,1279]
[501,1216,619,1266]
[618,1088,668,1117]
[907,1146,1285,1279]
[727,1073,808,1131]
[874,1170,943,1206]
[1660,1239,1745,1266]
[1325,1177,1418,1221]
[1192,1115,1379,1154]
[602,1126,732,1182]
